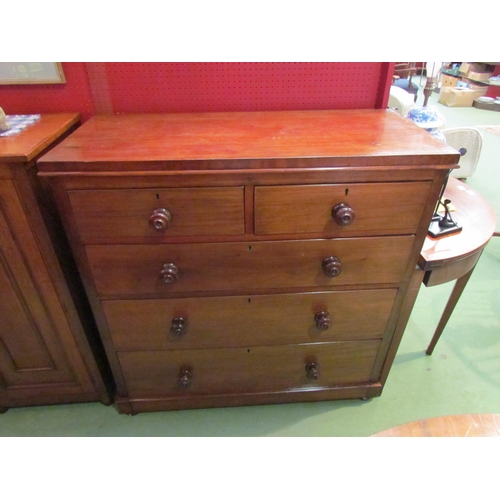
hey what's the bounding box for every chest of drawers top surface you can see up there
[37,110,459,171]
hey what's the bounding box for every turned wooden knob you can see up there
[322,256,341,277]
[177,367,193,389]
[305,362,320,380]
[314,311,331,330]
[332,202,355,226]
[160,263,179,284]
[170,317,187,337]
[149,208,172,231]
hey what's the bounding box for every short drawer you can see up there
[118,340,381,397]
[254,182,432,235]
[68,187,245,242]
[104,289,398,350]
[86,236,415,296]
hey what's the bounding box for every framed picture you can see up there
[0,62,66,85]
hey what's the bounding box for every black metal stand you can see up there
[428,171,463,238]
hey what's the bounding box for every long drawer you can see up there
[104,289,398,350]
[86,236,415,296]
[118,340,381,397]
[68,187,245,242]
[254,182,431,235]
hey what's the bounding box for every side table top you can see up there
[419,177,497,269]
[0,113,80,163]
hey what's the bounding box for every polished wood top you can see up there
[372,413,500,437]
[419,177,497,269]
[0,113,80,163]
[37,110,459,172]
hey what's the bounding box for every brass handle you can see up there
[149,208,172,231]
[332,202,355,226]
[305,362,320,380]
[314,311,331,330]
[322,256,341,277]
[170,317,187,337]
[160,263,179,284]
[177,367,193,389]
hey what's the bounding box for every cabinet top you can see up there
[38,110,459,172]
[0,113,80,163]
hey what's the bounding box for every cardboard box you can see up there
[459,62,471,74]
[468,71,494,82]
[459,62,487,75]
[440,75,460,87]
[438,87,476,107]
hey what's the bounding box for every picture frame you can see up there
[0,62,66,85]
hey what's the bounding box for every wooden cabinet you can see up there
[0,114,111,411]
[38,110,459,414]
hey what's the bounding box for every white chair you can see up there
[443,127,483,179]
[388,85,415,117]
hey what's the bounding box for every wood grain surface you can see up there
[86,236,415,296]
[118,340,381,397]
[420,177,497,268]
[0,113,80,162]
[103,289,397,350]
[373,414,500,437]
[37,110,460,171]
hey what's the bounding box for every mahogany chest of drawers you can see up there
[38,110,459,414]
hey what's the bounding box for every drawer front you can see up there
[87,236,414,296]
[118,340,381,397]
[104,289,397,350]
[254,182,431,235]
[68,187,245,242]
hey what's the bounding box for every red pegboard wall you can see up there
[0,63,95,120]
[89,62,388,114]
[0,63,392,121]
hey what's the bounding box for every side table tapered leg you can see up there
[426,266,475,355]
